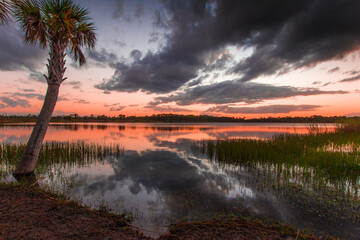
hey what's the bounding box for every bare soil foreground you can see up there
[0,183,333,240]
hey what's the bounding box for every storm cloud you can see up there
[0,23,47,72]
[97,0,360,94]
[150,80,346,106]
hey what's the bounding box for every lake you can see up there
[1,122,359,239]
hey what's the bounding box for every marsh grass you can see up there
[0,141,124,178]
[195,121,360,211]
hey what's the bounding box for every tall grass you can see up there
[0,141,124,177]
[195,121,360,207]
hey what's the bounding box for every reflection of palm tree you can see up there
[13,0,96,177]
[0,0,11,24]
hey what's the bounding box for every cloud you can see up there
[347,70,359,75]
[337,74,360,83]
[74,99,90,104]
[0,96,31,108]
[12,92,44,100]
[328,67,340,73]
[151,80,347,106]
[207,104,322,114]
[0,23,47,72]
[187,74,208,87]
[109,106,126,111]
[145,105,192,113]
[104,103,126,111]
[96,50,202,93]
[22,89,35,92]
[64,81,82,89]
[83,48,118,68]
[29,71,46,83]
[97,0,360,94]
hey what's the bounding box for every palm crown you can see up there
[13,0,96,66]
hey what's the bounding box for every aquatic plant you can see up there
[195,121,360,211]
[0,141,124,178]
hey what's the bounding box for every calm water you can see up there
[1,123,359,239]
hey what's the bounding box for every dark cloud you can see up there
[207,104,322,114]
[96,50,202,93]
[337,74,360,83]
[312,81,321,85]
[97,0,360,94]
[104,103,126,111]
[86,48,118,67]
[187,74,209,87]
[328,67,340,73]
[151,80,346,106]
[109,106,126,111]
[0,23,46,72]
[12,92,44,100]
[130,50,142,61]
[29,71,46,83]
[0,96,31,108]
[204,52,234,73]
[148,31,161,43]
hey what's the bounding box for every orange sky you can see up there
[1,0,360,119]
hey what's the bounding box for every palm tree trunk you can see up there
[13,83,60,177]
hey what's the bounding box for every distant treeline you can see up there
[0,113,358,123]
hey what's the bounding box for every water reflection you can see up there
[2,123,357,239]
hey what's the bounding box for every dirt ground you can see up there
[0,183,330,240]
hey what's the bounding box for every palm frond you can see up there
[0,0,11,24]
[12,0,47,47]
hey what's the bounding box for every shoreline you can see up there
[0,182,332,240]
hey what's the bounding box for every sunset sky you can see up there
[0,0,360,118]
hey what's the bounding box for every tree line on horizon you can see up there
[0,113,357,123]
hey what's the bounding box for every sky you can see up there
[0,0,360,119]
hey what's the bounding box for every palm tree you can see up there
[0,0,11,24]
[12,0,96,178]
